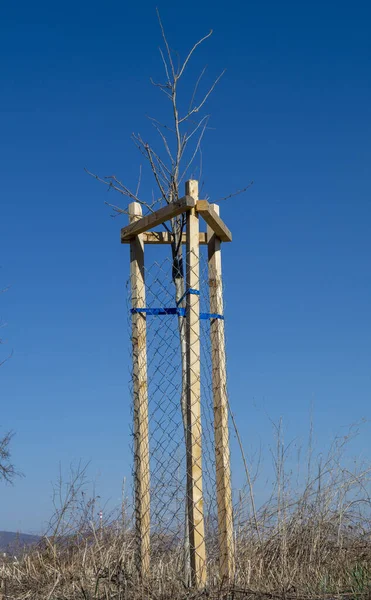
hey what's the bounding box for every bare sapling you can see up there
[86,12,252,583]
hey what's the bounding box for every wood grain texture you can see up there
[121,196,196,241]
[129,202,150,579]
[208,204,235,581]
[196,200,232,242]
[185,180,207,588]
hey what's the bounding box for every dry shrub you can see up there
[2,423,371,600]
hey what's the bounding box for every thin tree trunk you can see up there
[171,214,191,586]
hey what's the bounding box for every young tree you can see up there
[87,11,250,302]
[87,13,251,582]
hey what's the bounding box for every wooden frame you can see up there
[124,182,234,588]
[121,196,232,245]
[196,200,232,242]
[121,195,195,242]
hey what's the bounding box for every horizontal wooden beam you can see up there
[196,201,232,242]
[121,231,208,245]
[121,196,196,242]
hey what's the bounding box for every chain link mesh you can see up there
[127,233,234,584]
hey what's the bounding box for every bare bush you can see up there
[1,283,19,485]
[0,431,18,484]
[2,424,371,599]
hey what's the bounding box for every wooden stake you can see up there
[129,202,150,579]
[185,180,207,588]
[207,204,235,582]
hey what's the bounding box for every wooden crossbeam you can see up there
[196,201,232,242]
[121,231,208,245]
[121,196,196,242]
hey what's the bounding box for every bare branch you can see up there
[86,168,144,205]
[183,114,210,146]
[104,201,129,217]
[149,78,172,99]
[0,430,22,484]
[85,168,165,219]
[188,66,207,114]
[144,144,169,204]
[199,146,204,186]
[132,134,171,190]
[214,181,254,202]
[158,47,171,84]
[156,9,176,80]
[136,164,142,198]
[178,30,213,79]
[0,349,13,368]
[146,115,175,134]
[149,119,175,165]
[179,117,209,184]
[179,69,226,124]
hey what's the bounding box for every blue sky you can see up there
[0,0,370,533]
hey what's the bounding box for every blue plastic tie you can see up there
[200,313,224,320]
[176,288,200,306]
[131,307,186,317]
[131,307,223,320]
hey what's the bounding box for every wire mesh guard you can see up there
[128,241,234,585]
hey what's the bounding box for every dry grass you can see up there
[2,521,371,600]
[2,424,371,600]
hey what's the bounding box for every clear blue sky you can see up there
[1,0,370,533]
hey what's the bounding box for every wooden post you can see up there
[185,180,207,588]
[207,204,235,582]
[129,202,150,579]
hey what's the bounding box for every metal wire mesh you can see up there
[127,229,235,584]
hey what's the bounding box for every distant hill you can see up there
[0,531,40,554]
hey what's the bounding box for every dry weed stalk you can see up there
[2,424,371,599]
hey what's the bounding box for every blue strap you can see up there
[131,307,223,320]
[201,313,224,320]
[131,307,186,317]
[176,288,200,306]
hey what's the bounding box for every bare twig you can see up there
[135,165,142,198]
[0,429,22,484]
[188,66,207,114]
[214,181,254,202]
[177,30,213,79]
[156,8,176,80]
[178,69,226,124]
